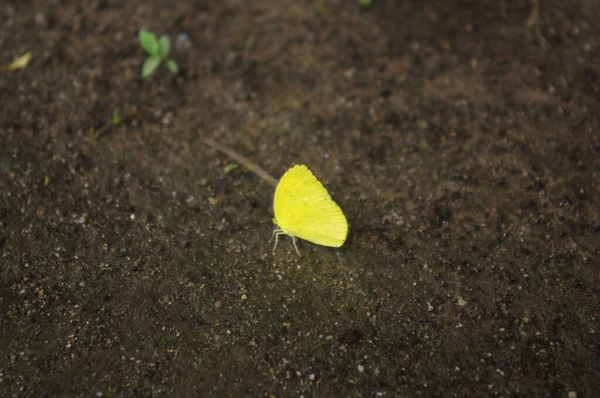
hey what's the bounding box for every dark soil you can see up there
[1,0,599,396]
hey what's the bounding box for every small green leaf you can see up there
[223,164,238,173]
[111,110,122,125]
[244,36,256,51]
[44,176,50,186]
[139,30,159,55]
[142,55,161,77]
[166,59,179,74]
[158,35,171,57]
[359,0,373,6]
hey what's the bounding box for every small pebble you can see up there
[35,13,47,27]
[175,33,192,53]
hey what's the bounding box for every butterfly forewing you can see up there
[274,165,348,247]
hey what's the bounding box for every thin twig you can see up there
[203,138,278,187]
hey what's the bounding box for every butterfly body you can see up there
[273,165,348,254]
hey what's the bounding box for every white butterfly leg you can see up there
[272,228,283,252]
[271,227,281,243]
[291,236,301,256]
[271,228,300,256]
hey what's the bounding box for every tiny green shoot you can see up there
[314,3,327,13]
[90,109,123,139]
[44,176,50,186]
[244,36,256,51]
[359,0,373,7]
[111,109,122,125]
[224,164,238,173]
[139,29,179,77]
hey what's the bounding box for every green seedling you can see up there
[90,109,123,139]
[244,36,256,51]
[139,29,179,77]
[314,3,327,13]
[223,163,238,173]
[359,0,373,6]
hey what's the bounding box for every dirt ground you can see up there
[1,0,599,396]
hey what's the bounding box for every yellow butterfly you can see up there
[272,165,348,255]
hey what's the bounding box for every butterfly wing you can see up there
[274,165,348,247]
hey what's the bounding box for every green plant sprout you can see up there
[223,163,238,173]
[244,36,256,52]
[314,3,327,13]
[138,29,179,77]
[90,109,123,139]
[359,0,373,7]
